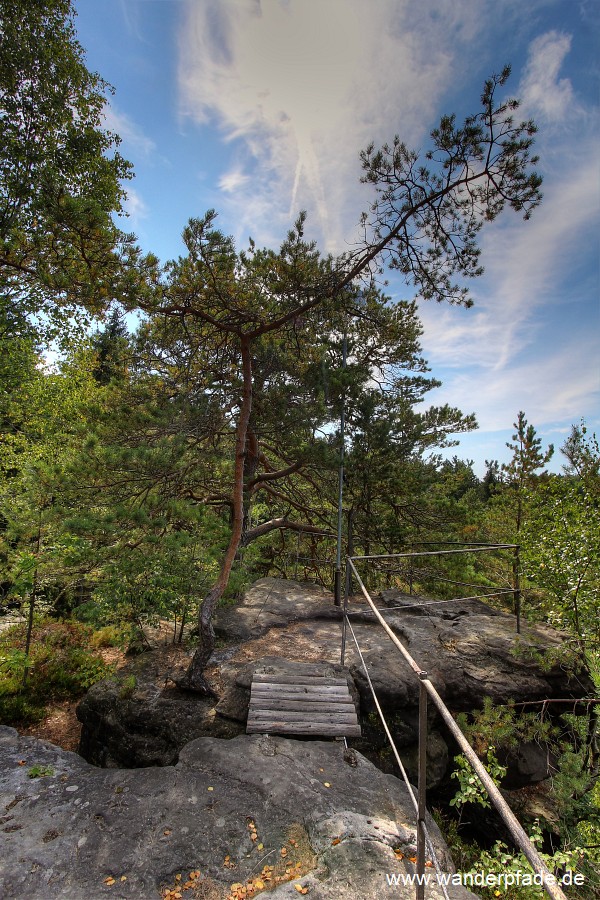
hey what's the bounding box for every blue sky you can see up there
[73,0,599,476]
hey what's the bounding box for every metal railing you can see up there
[341,549,567,900]
[347,542,522,630]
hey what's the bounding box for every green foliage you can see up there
[0,619,114,724]
[450,746,507,810]
[27,764,54,778]
[445,694,600,897]
[522,474,600,646]
[0,0,161,342]
[89,624,133,649]
[118,675,136,700]
[457,695,556,751]
[472,820,584,899]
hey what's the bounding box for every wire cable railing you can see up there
[342,548,568,900]
[343,613,451,900]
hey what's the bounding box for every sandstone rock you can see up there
[0,727,475,899]
[77,651,243,768]
[213,577,342,643]
[78,578,593,788]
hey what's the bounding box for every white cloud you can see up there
[174,1,599,442]
[418,134,600,371]
[176,0,489,248]
[429,330,599,433]
[103,104,157,158]
[122,186,149,225]
[218,167,250,193]
[518,31,578,124]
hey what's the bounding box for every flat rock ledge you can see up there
[77,577,594,789]
[0,727,475,900]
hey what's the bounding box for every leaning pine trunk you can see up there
[178,338,253,695]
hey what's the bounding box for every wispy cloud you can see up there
[177,0,489,248]
[416,24,600,437]
[218,166,251,194]
[518,31,578,124]
[419,140,599,368]
[122,186,149,226]
[429,330,599,432]
[104,104,157,158]
[174,2,599,443]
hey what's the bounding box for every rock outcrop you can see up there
[0,726,475,899]
[77,578,593,787]
[77,649,244,768]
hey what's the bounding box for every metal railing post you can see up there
[416,675,428,900]
[346,553,568,900]
[340,557,349,667]
[514,544,521,634]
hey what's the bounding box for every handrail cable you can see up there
[379,589,515,613]
[343,614,451,900]
[372,568,513,592]
[354,545,517,560]
[346,556,568,900]
[373,567,515,594]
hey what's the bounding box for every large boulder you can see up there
[77,649,243,768]
[0,726,475,899]
[213,577,342,644]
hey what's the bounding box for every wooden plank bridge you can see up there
[247,669,361,738]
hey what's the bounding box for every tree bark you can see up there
[176,337,253,695]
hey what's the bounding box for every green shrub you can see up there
[0,618,114,726]
[118,674,136,699]
[89,624,132,649]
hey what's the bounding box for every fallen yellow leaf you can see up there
[331,838,341,846]
[323,782,331,788]
[120,875,127,882]
[103,876,115,886]
[207,786,214,792]
[175,874,182,882]
[294,885,309,895]
[257,842,264,850]
[164,829,171,836]
[280,847,287,857]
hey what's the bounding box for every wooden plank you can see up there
[247,720,361,736]
[248,709,358,725]
[249,697,355,713]
[252,673,348,687]
[250,684,350,698]
[247,669,361,737]
[250,685,352,703]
